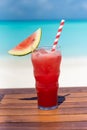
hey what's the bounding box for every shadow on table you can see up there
[19,97,38,100]
[19,94,70,106]
[58,94,70,106]
[0,94,4,101]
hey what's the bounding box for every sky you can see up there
[0,0,87,20]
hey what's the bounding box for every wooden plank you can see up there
[3,92,87,99]
[0,114,87,123]
[0,125,87,130]
[0,126,86,130]
[1,122,87,130]
[3,94,37,99]
[0,87,87,95]
[0,88,36,94]
[0,103,37,109]
[1,99,36,104]
[58,101,87,108]
[61,92,87,98]
[1,96,87,104]
[1,99,37,104]
[59,87,87,93]
[63,97,87,102]
[0,107,87,116]
[0,101,87,109]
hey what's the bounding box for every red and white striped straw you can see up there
[51,19,65,51]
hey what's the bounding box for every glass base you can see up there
[38,105,58,110]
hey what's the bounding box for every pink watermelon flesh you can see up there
[14,33,36,50]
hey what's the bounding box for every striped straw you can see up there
[51,19,65,51]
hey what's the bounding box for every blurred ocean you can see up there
[0,20,87,57]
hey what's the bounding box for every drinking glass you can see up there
[31,46,62,110]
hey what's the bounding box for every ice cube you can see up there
[39,48,48,54]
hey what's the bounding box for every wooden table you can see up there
[0,87,87,130]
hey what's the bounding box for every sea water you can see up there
[0,20,87,58]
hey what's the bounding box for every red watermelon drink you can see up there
[31,47,62,110]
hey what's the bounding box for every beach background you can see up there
[1,20,87,88]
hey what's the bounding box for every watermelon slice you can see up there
[8,28,42,56]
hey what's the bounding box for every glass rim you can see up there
[37,45,61,50]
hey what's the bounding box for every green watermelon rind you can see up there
[8,28,42,56]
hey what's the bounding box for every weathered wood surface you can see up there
[0,87,87,130]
